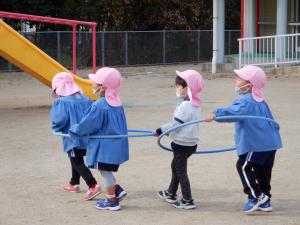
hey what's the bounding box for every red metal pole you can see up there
[256,0,260,37]
[241,0,244,39]
[256,0,260,52]
[92,25,96,73]
[72,25,77,74]
[240,0,244,52]
[0,11,96,26]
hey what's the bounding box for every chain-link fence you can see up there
[0,30,240,72]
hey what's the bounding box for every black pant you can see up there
[70,156,97,187]
[236,151,276,199]
[168,142,197,200]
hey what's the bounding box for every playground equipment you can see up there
[0,11,97,99]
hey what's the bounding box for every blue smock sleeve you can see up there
[51,100,69,132]
[213,98,250,122]
[69,105,104,137]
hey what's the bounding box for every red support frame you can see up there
[256,0,260,52]
[241,0,244,39]
[240,0,244,51]
[256,0,260,37]
[0,11,97,74]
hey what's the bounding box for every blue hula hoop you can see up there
[53,129,154,139]
[157,115,280,154]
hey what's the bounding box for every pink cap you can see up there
[89,67,122,107]
[234,65,267,102]
[176,70,204,107]
[52,72,82,96]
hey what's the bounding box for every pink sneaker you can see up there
[84,185,102,200]
[63,183,80,193]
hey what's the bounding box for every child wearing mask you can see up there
[154,70,204,210]
[205,65,282,213]
[69,67,128,211]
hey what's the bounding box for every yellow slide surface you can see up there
[0,20,97,100]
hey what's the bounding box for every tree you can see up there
[0,0,240,31]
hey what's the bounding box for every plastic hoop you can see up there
[157,115,280,154]
[53,129,154,139]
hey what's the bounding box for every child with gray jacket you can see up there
[154,70,204,210]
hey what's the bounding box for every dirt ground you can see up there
[0,66,299,225]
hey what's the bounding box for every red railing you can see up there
[0,11,97,73]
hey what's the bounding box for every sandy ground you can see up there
[0,67,299,225]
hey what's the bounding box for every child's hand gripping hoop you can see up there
[157,115,280,154]
[53,129,154,138]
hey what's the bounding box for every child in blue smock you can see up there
[205,65,282,213]
[51,72,101,201]
[69,67,128,211]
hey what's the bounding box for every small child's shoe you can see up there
[84,185,102,200]
[157,190,177,203]
[63,183,80,193]
[115,184,127,202]
[258,200,272,212]
[243,193,269,213]
[243,199,257,213]
[95,198,121,211]
[172,198,196,209]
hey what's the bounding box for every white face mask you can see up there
[234,83,250,95]
[93,86,102,96]
[187,88,192,100]
[176,86,187,99]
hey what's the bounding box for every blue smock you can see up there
[213,93,283,156]
[69,98,129,168]
[51,94,93,153]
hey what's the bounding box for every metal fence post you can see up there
[275,36,278,68]
[8,61,12,72]
[228,30,231,55]
[238,38,242,68]
[72,25,77,74]
[125,31,128,65]
[197,30,200,62]
[57,31,61,62]
[295,36,298,61]
[163,30,166,64]
[102,32,105,66]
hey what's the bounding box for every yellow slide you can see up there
[0,20,97,100]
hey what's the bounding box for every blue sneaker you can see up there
[95,198,120,211]
[115,184,127,202]
[258,200,272,212]
[243,193,269,213]
[243,199,258,213]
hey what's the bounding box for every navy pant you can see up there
[236,151,276,199]
[168,142,197,200]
